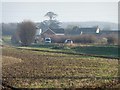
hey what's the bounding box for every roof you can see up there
[101,30,119,32]
[40,28,64,36]
[41,28,56,35]
[51,28,64,34]
[101,30,119,34]
[80,27,98,33]
[68,27,100,35]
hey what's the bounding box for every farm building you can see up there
[40,28,64,38]
[80,26,100,35]
[34,28,64,43]
[68,26,101,35]
[100,30,119,35]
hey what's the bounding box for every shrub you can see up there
[72,35,97,44]
[49,35,97,44]
[106,35,118,45]
[98,38,108,44]
[50,35,68,43]
[18,20,36,46]
[11,32,20,45]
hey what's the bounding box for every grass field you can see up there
[71,45,119,57]
[2,46,120,88]
[18,43,119,58]
[2,35,12,45]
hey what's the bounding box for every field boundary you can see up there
[17,47,119,60]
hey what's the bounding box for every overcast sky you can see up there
[2,2,118,23]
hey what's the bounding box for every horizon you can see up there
[1,20,119,24]
[1,20,118,30]
[2,2,118,23]
[1,21,118,24]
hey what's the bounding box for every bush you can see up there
[98,38,108,44]
[72,35,97,44]
[11,32,20,45]
[50,35,68,43]
[18,20,36,46]
[49,35,97,44]
[106,35,118,45]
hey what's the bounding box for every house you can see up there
[80,26,100,35]
[70,26,101,35]
[40,28,64,38]
[34,28,64,43]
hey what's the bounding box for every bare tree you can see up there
[18,20,36,46]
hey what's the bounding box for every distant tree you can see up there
[72,26,79,31]
[18,20,36,46]
[65,25,79,35]
[2,23,17,35]
[49,20,60,29]
[11,31,20,45]
[39,21,49,31]
[40,12,60,31]
[45,12,57,20]
[106,34,118,45]
[66,25,76,29]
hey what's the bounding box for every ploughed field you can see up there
[2,46,119,88]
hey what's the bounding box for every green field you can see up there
[2,35,11,44]
[2,46,120,88]
[71,45,119,57]
[18,43,119,58]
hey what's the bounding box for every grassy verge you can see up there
[2,35,12,45]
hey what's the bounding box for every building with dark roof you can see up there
[40,28,64,38]
[51,28,64,35]
[69,26,101,35]
[100,30,119,35]
[80,27,100,35]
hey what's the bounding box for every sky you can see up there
[2,2,118,23]
[1,0,120,2]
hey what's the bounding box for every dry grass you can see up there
[2,56,22,65]
[2,47,119,88]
